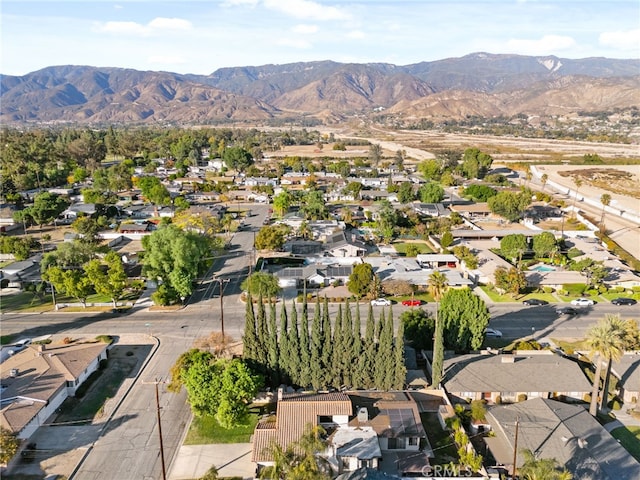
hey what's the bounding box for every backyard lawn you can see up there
[392,241,434,256]
[185,410,263,445]
[611,426,640,462]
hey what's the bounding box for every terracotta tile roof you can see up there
[252,391,352,462]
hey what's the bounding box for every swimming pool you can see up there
[530,264,556,272]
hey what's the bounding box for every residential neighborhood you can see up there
[1,126,640,480]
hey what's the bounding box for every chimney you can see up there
[277,387,284,401]
[36,344,45,352]
[501,355,515,363]
[357,407,369,423]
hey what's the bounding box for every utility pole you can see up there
[142,379,167,480]
[512,417,520,479]
[216,277,230,339]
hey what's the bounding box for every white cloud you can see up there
[506,35,576,55]
[292,24,318,34]
[263,0,350,21]
[599,29,640,51]
[347,30,365,39]
[222,0,259,6]
[95,17,192,37]
[276,37,312,49]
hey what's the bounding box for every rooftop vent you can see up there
[357,407,369,423]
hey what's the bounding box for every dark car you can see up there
[611,297,637,306]
[523,298,549,306]
[556,306,578,315]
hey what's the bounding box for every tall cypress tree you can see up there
[393,315,406,390]
[279,301,290,385]
[243,292,258,366]
[342,299,354,387]
[267,300,280,387]
[288,300,301,386]
[381,306,396,390]
[374,308,392,389]
[432,312,445,388]
[362,303,377,389]
[299,295,311,388]
[310,297,323,389]
[352,301,364,389]
[255,294,268,371]
[331,304,344,387]
[321,296,332,386]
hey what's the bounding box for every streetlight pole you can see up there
[142,379,167,480]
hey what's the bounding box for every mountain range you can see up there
[1,53,639,125]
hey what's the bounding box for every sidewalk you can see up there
[169,443,255,479]
[604,407,640,433]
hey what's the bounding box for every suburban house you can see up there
[324,231,367,258]
[273,264,354,288]
[366,257,473,289]
[412,203,450,217]
[59,203,98,222]
[442,351,592,404]
[416,254,459,269]
[485,398,640,480]
[252,390,431,476]
[118,222,153,234]
[0,342,109,440]
[610,352,640,404]
[0,254,43,288]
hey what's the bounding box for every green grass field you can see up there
[185,412,261,445]
[611,426,640,462]
[392,241,434,255]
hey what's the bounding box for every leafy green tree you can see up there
[72,215,107,245]
[278,301,291,384]
[41,240,96,271]
[287,301,301,385]
[142,224,209,302]
[519,449,573,480]
[267,300,280,386]
[138,176,171,206]
[461,148,493,179]
[429,271,449,388]
[43,266,93,307]
[397,182,415,203]
[418,182,445,203]
[417,159,441,180]
[272,190,293,217]
[300,190,328,220]
[532,232,557,259]
[462,184,497,201]
[25,191,69,229]
[84,251,127,307]
[400,308,434,351]
[376,200,397,243]
[348,263,374,299]
[500,234,529,264]
[600,193,611,226]
[441,230,454,249]
[321,297,332,385]
[298,297,312,388]
[439,288,489,351]
[0,235,39,261]
[241,272,281,298]
[223,146,253,172]
[351,302,364,388]
[368,143,383,167]
[310,298,323,389]
[1,426,20,464]
[331,305,345,386]
[344,181,363,200]
[393,319,406,389]
[494,266,527,296]
[255,225,286,251]
[488,190,532,222]
[242,292,259,368]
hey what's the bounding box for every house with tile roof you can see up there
[485,398,640,480]
[442,350,592,404]
[0,341,109,441]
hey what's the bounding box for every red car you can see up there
[402,299,421,307]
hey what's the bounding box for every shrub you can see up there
[583,393,592,403]
[62,337,73,344]
[33,339,52,345]
[543,286,554,294]
[611,399,622,411]
[567,247,583,259]
[494,395,502,405]
[563,283,587,296]
[95,335,114,344]
[517,394,528,402]
[598,285,608,294]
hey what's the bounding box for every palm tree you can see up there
[572,177,583,210]
[525,168,532,188]
[540,173,548,192]
[600,193,611,228]
[429,271,449,387]
[599,315,636,410]
[586,315,627,415]
[519,449,573,480]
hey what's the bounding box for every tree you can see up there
[85,251,127,308]
[400,308,434,351]
[540,173,548,192]
[72,215,107,245]
[24,191,69,229]
[343,181,363,200]
[519,449,573,480]
[418,182,445,203]
[417,159,441,180]
[138,176,171,206]
[586,315,628,415]
[255,225,286,251]
[439,288,489,351]
[223,146,253,172]
[368,143,383,167]
[272,190,293,217]
[300,190,328,220]
[462,184,497,202]
[461,148,493,179]
[394,149,405,170]
[441,230,454,249]
[241,272,281,298]
[348,263,374,299]
[572,177,583,210]
[600,193,611,226]
[43,266,93,307]
[0,426,20,464]
[429,271,449,387]
[500,234,528,264]
[397,182,415,203]
[376,200,397,243]
[494,266,527,296]
[488,190,532,222]
[142,224,209,303]
[532,232,557,259]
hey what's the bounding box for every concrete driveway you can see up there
[169,443,255,480]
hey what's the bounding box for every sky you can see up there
[1,0,639,76]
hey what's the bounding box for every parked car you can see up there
[522,298,549,306]
[370,298,392,306]
[571,298,595,306]
[556,306,578,315]
[401,299,422,307]
[611,297,637,306]
[485,328,502,338]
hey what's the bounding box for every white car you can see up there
[485,328,502,338]
[370,298,392,306]
[571,298,595,306]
